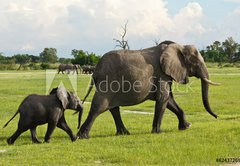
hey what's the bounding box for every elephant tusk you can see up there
[203,78,221,86]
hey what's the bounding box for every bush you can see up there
[40,63,50,70]
[0,64,17,70]
[234,63,240,68]
[21,65,30,70]
[223,63,234,67]
[48,63,59,69]
[205,62,219,68]
[28,63,41,70]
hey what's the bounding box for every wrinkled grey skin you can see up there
[4,87,83,145]
[58,64,82,74]
[77,41,218,139]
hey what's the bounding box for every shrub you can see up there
[28,63,41,70]
[0,64,17,70]
[48,63,59,69]
[223,63,234,67]
[234,63,240,68]
[40,63,50,70]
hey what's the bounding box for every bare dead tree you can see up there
[113,21,130,50]
[153,38,160,46]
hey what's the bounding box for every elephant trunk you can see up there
[77,105,83,129]
[77,110,83,129]
[197,62,219,119]
[201,77,218,119]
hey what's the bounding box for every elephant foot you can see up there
[151,127,162,134]
[116,128,130,135]
[44,139,50,143]
[178,121,191,130]
[71,135,78,142]
[32,139,42,144]
[77,132,90,139]
[7,138,14,145]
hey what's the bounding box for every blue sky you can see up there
[167,0,236,20]
[0,0,240,57]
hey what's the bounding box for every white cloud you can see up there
[7,3,19,12]
[220,7,240,38]
[21,43,35,51]
[0,0,239,56]
[169,2,205,39]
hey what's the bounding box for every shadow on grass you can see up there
[0,135,76,146]
[90,129,175,139]
[220,115,240,121]
[0,135,33,146]
[0,129,177,146]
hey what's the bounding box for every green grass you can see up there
[0,68,240,165]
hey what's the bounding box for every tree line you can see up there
[0,48,101,70]
[200,37,240,63]
[1,36,239,70]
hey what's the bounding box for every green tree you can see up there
[12,54,31,70]
[71,49,88,65]
[87,52,101,65]
[202,37,239,63]
[0,53,5,62]
[222,37,239,62]
[210,41,221,51]
[71,49,101,65]
[59,58,72,64]
[29,55,40,63]
[40,48,58,63]
[234,47,240,62]
[13,54,30,64]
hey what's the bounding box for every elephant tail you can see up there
[82,78,94,104]
[3,110,19,128]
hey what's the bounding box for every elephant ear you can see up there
[160,44,189,84]
[57,87,69,109]
[49,87,58,95]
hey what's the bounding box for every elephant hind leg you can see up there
[152,81,170,133]
[110,107,130,135]
[44,121,58,143]
[7,125,28,145]
[30,127,42,144]
[77,93,110,139]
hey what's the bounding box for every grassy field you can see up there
[0,68,240,165]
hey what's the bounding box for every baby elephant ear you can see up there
[57,87,69,109]
[49,87,58,95]
[160,44,188,84]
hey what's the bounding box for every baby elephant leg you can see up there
[7,125,28,145]
[44,121,58,143]
[57,116,77,142]
[30,127,42,143]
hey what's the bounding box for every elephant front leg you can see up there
[57,116,77,142]
[167,91,191,130]
[152,81,170,133]
[77,94,109,139]
[77,108,101,139]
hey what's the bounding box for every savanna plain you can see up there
[0,67,240,165]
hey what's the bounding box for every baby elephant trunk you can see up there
[77,105,83,129]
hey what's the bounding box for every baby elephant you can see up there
[3,87,83,145]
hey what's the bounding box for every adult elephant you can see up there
[82,65,95,74]
[58,64,81,74]
[77,41,220,139]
